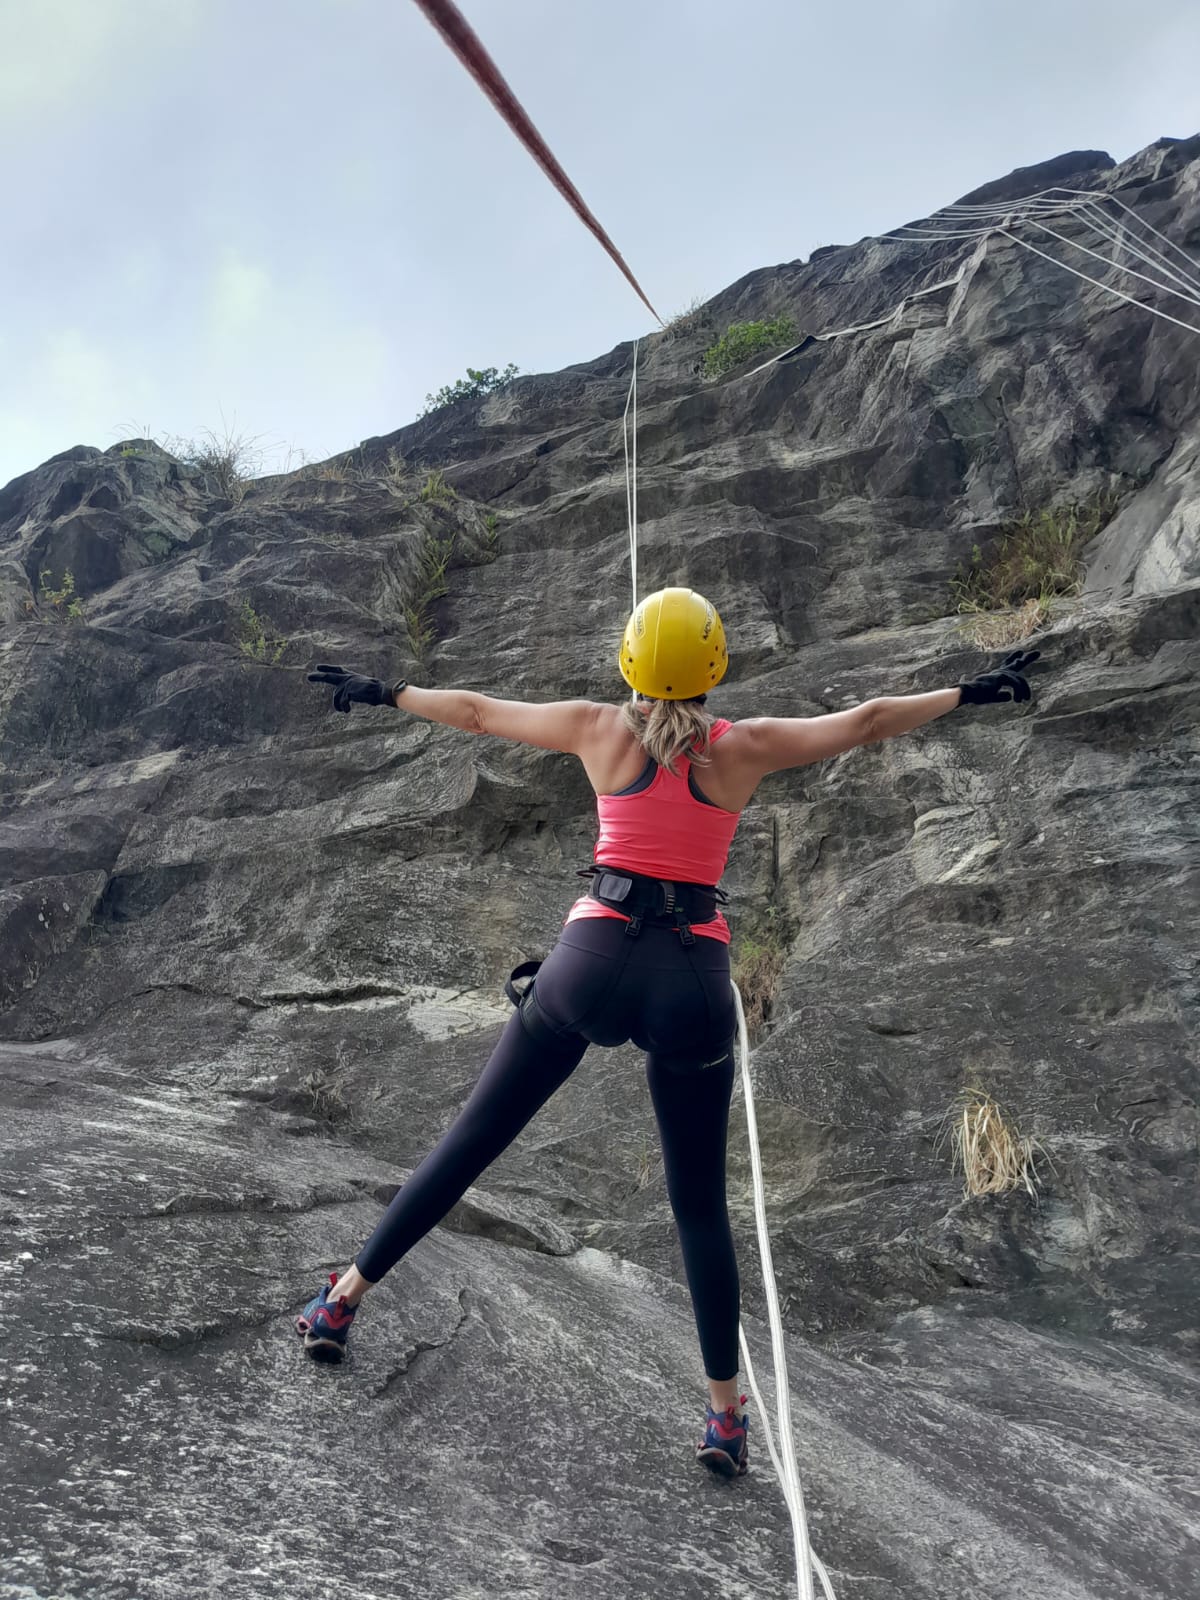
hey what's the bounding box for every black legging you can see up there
[354,915,742,1380]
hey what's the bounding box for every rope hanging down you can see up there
[411,0,663,325]
[623,340,640,613]
[734,982,836,1600]
[622,348,835,1600]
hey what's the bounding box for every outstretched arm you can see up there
[394,683,608,755]
[868,687,962,739]
[306,664,608,754]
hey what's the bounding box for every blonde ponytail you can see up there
[621,696,713,777]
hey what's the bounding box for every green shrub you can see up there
[703,315,797,378]
[419,364,519,418]
[37,568,85,622]
[405,536,456,660]
[951,494,1118,616]
[237,600,287,663]
[420,468,456,504]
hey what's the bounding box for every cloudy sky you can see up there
[3,0,1198,488]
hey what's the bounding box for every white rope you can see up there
[887,193,1200,337]
[998,227,1200,335]
[1072,200,1200,300]
[943,186,1200,293]
[888,181,1200,331]
[734,980,836,1600]
[894,202,1200,311]
[622,339,640,613]
[1024,213,1200,310]
[619,338,834,1594]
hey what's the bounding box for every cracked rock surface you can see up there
[2,137,1199,1598]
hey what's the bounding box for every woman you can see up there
[301,587,1038,1477]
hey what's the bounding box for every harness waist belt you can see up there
[579,866,725,931]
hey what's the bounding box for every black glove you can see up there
[957,649,1041,706]
[307,663,397,714]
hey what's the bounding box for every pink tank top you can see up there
[566,718,740,943]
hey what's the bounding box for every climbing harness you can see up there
[502,958,560,1048]
[579,866,725,944]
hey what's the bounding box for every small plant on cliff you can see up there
[163,424,265,500]
[630,1128,661,1195]
[951,492,1118,647]
[420,468,457,504]
[237,600,287,664]
[297,1065,348,1123]
[419,364,519,418]
[480,511,501,557]
[731,910,788,1041]
[662,297,711,341]
[37,569,86,622]
[404,536,456,660]
[383,449,411,494]
[703,315,797,378]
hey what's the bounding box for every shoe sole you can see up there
[303,1332,348,1363]
[696,1445,748,1478]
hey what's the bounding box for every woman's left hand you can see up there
[306,663,393,714]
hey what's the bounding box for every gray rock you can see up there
[2,135,1199,1598]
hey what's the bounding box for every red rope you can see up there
[411,0,663,326]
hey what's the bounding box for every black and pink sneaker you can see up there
[696,1395,750,1477]
[295,1272,358,1363]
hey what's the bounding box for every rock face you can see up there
[2,137,1198,1600]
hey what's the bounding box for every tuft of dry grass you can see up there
[383,449,411,494]
[944,1088,1046,1199]
[162,423,267,501]
[298,1066,348,1122]
[955,594,1050,650]
[661,296,711,341]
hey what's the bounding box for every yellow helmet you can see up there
[618,587,729,700]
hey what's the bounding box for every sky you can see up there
[3,0,1199,489]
